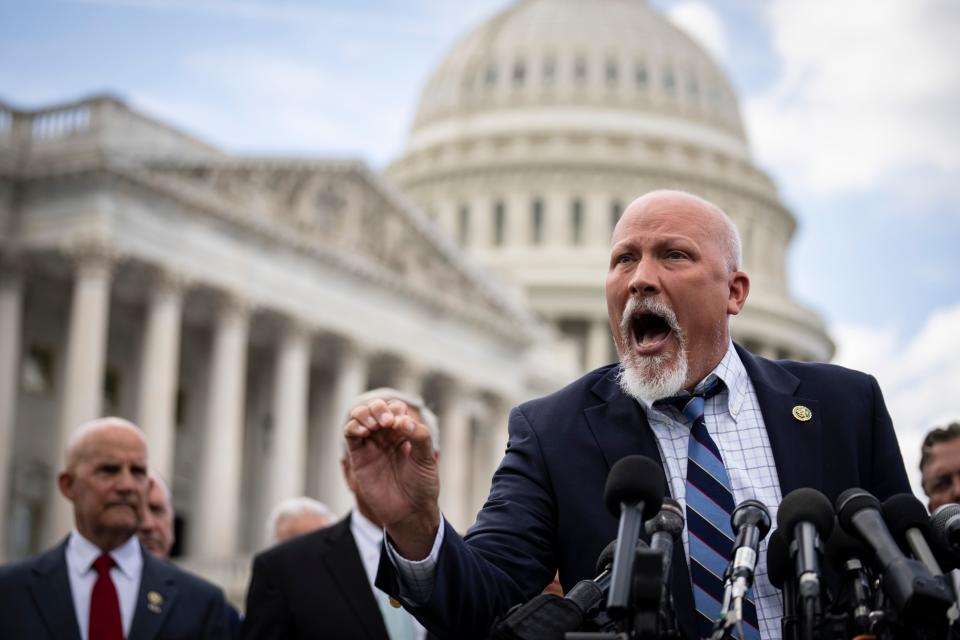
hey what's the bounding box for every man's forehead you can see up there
[927,439,960,468]
[78,438,147,465]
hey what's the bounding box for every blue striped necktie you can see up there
[658,380,760,640]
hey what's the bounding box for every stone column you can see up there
[261,319,310,536]
[546,192,568,246]
[586,318,614,371]
[43,246,114,547]
[435,377,472,532]
[135,270,185,483]
[470,195,491,250]
[190,295,249,558]
[506,192,529,248]
[0,261,23,561]
[384,356,423,397]
[309,338,368,516]
[586,192,611,246]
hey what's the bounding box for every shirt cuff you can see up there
[384,517,446,605]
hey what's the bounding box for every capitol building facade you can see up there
[0,0,831,602]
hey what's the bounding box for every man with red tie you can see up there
[0,417,229,639]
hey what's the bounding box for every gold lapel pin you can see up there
[792,405,813,422]
[388,596,403,609]
[147,591,163,613]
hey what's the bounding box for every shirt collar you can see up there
[635,341,747,421]
[350,508,384,548]
[67,530,143,580]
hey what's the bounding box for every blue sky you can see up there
[2,0,958,493]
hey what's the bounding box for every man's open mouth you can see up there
[631,311,673,349]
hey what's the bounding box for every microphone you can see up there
[767,529,798,640]
[562,540,619,621]
[645,498,683,635]
[645,497,683,582]
[824,522,874,635]
[836,488,954,624]
[777,488,834,640]
[881,493,944,575]
[931,503,960,554]
[712,499,771,639]
[777,488,834,601]
[490,540,642,639]
[603,455,665,618]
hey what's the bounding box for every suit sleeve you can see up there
[377,406,557,639]
[241,553,292,640]
[199,586,231,640]
[866,374,911,499]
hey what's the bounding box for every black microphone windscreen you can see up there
[881,493,931,552]
[595,538,648,575]
[824,520,874,572]
[776,487,835,541]
[603,455,665,518]
[931,503,960,546]
[595,540,618,575]
[835,488,882,534]
[766,529,790,590]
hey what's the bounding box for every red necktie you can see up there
[89,553,123,640]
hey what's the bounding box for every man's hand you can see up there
[344,398,441,560]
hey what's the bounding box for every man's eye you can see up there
[615,254,633,264]
[665,251,687,260]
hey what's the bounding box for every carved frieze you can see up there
[129,159,530,342]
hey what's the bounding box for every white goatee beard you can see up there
[615,297,688,404]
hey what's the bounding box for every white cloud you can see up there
[664,1,728,63]
[832,302,960,498]
[745,0,960,200]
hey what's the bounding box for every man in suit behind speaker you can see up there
[0,417,229,640]
[242,387,439,640]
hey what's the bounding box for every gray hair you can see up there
[266,496,337,544]
[343,387,440,453]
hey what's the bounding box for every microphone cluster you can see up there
[491,455,960,640]
[770,487,958,640]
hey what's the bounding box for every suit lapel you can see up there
[128,545,178,640]
[27,541,82,640]
[737,345,823,495]
[321,516,389,640]
[583,369,699,640]
[584,366,664,474]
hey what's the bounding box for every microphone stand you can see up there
[782,571,799,640]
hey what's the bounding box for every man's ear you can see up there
[727,271,750,316]
[57,471,74,502]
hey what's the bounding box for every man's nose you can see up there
[628,258,660,296]
[116,467,137,492]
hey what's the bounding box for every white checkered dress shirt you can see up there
[390,342,785,639]
[640,342,784,639]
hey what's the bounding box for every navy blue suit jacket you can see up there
[242,515,393,640]
[376,346,910,639]
[0,537,230,640]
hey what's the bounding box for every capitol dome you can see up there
[388,0,834,368]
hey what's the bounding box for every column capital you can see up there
[213,290,254,319]
[276,315,312,342]
[63,238,118,273]
[144,265,193,295]
[432,372,468,396]
[329,334,368,361]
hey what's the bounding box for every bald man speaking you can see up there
[347,190,910,640]
[0,417,230,640]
